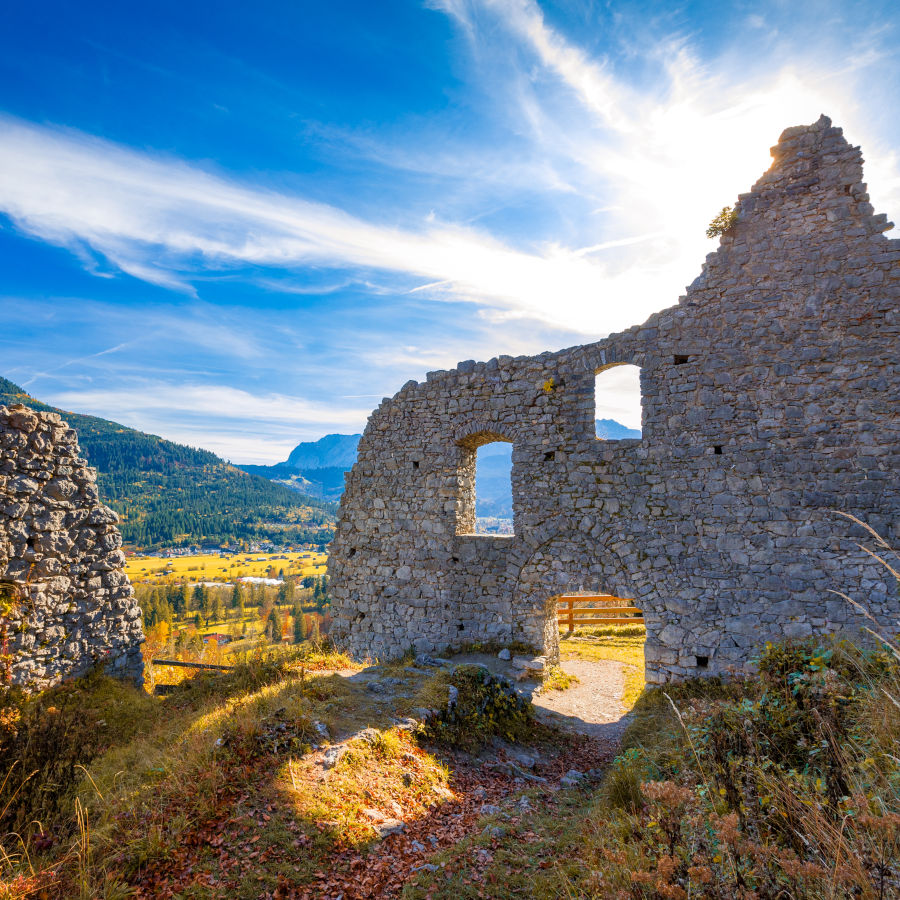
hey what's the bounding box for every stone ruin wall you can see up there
[0,404,144,690]
[328,116,900,683]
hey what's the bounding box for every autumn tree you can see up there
[293,606,307,644]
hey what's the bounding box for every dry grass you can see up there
[283,727,450,847]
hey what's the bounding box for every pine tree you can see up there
[167,583,183,614]
[265,606,282,642]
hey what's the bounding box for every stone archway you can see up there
[509,526,648,667]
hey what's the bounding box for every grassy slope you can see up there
[0,377,336,550]
[1,647,613,899]
[2,632,896,899]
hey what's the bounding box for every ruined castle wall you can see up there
[0,404,144,690]
[328,116,900,683]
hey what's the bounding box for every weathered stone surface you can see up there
[327,116,900,684]
[0,405,144,690]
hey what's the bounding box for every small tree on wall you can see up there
[706,205,738,238]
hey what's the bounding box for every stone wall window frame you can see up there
[593,361,644,442]
[454,429,516,538]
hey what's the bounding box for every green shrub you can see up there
[419,664,533,750]
[706,205,738,237]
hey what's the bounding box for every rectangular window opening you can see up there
[595,364,642,440]
[696,655,709,669]
[674,354,690,365]
[713,445,723,455]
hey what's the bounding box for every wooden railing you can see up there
[151,658,234,671]
[556,595,644,632]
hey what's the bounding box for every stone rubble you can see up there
[0,403,144,689]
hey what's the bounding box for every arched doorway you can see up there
[512,533,649,712]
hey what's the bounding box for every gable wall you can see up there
[328,116,900,682]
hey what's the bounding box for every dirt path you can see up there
[532,657,629,740]
[443,652,630,741]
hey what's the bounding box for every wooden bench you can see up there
[556,595,644,631]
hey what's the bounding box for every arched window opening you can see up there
[456,435,514,536]
[475,441,513,535]
[595,363,642,439]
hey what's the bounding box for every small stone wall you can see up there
[328,116,900,683]
[0,404,144,690]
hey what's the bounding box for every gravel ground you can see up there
[338,653,631,741]
[532,657,630,740]
[448,652,630,741]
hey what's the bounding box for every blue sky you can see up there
[2,0,898,462]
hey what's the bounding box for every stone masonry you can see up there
[0,404,144,690]
[328,116,900,683]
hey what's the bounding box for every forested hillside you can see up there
[0,378,336,550]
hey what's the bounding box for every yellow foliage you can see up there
[124,550,328,585]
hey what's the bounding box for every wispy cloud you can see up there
[4,4,897,345]
[50,382,371,463]
[0,115,639,334]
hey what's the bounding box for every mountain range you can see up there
[238,433,361,502]
[0,378,336,551]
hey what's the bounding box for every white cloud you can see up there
[0,114,656,335]
[3,42,895,349]
[49,383,371,463]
